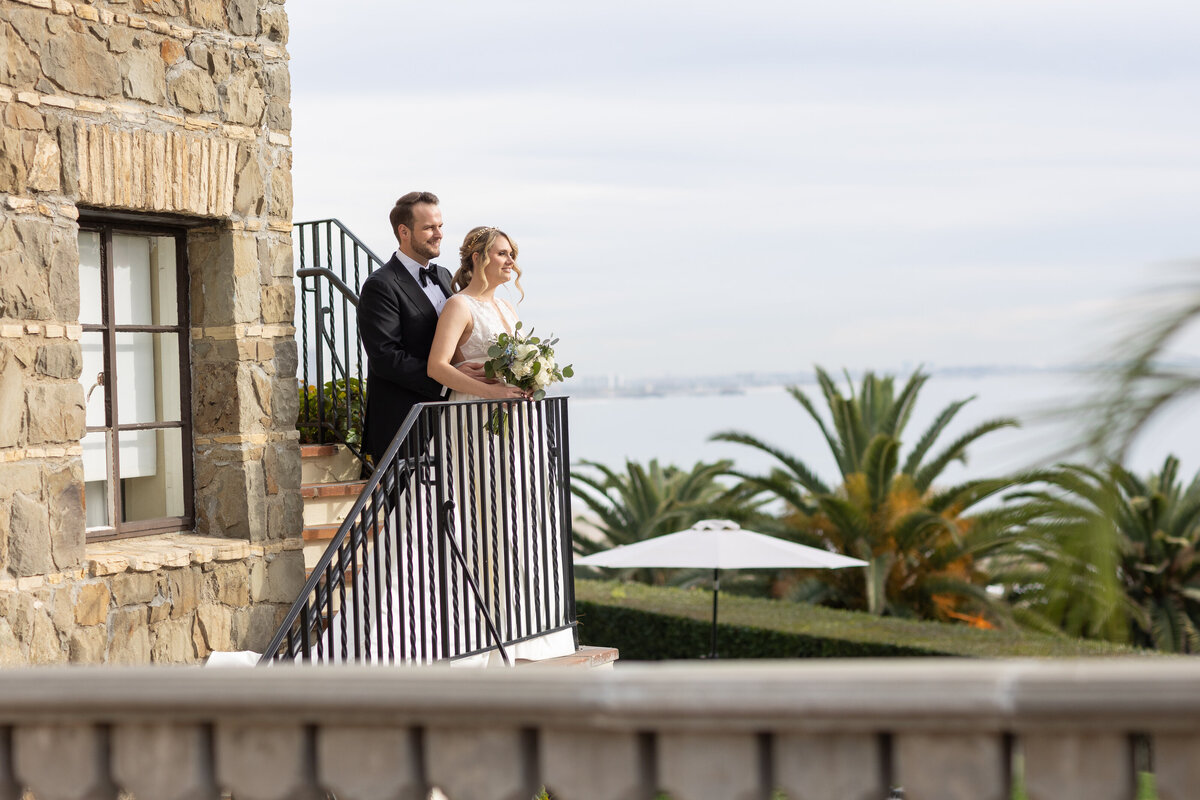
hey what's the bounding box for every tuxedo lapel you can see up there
[387,257,438,319]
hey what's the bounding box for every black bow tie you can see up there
[418,264,439,288]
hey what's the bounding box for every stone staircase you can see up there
[299,444,366,574]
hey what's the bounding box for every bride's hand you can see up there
[479,382,529,401]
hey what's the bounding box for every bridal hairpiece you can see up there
[467,226,495,247]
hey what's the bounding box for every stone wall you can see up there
[0,534,299,664]
[0,0,303,664]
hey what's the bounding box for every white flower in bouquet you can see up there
[483,322,573,402]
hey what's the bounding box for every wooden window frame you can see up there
[78,215,194,542]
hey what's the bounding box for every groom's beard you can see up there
[413,239,441,261]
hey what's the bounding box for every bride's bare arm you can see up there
[428,298,528,400]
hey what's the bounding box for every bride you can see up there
[426,226,575,664]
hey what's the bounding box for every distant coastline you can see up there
[558,363,1132,401]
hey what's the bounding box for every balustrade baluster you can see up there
[13,723,117,800]
[214,723,322,800]
[540,729,650,800]
[111,722,218,800]
[1152,733,1200,800]
[1020,733,1134,800]
[773,732,883,800]
[425,726,536,800]
[317,726,425,800]
[893,732,1009,800]
[656,731,764,800]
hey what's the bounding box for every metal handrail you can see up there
[264,397,578,665]
[295,220,386,465]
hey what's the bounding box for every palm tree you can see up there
[712,366,1024,623]
[1001,456,1200,652]
[571,458,755,585]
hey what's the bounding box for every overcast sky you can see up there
[286,0,1200,380]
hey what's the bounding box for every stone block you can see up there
[47,460,84,571]
[9,492,53,577]
[192,603,232,655]
[112,570,158,606]
[107,26,136,54]
[160,38,186,66]
[221,69,266,126]
[75,582,111,626]
[27,132,62,191]
[266,492,303,542]
[260,5,288,43]
[150,617,193,663]
[1,19,42,90]
[0,618,25,667]
[28,608,65,664]
[0,461,42,501]
[69,625,106,663]
[210,560,250,606]
[3,104,43,131]
[35,342,81,380]
[123,47,167,103]
[107,606,151,664]
[0,217,53,319]
[50,587,75,638]
[43,29,122,97]
[169,66,219,114]
[226,0,259,36]
[148,592,171,623]
[232,143,264,216]
[189,0,227,29]
[268,164,291,219]
[167,566,202,619]
[135,0,187,15]
[26,382,85,445]
[0,350,26,448]
[250,550,303,603]
[192,360,240,435]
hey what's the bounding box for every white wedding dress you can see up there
[441,295,575,666]
[328,295,574,667]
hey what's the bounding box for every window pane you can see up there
[112,234,179,326]
[149,236,178,326]
[79,331,107,428]
[82,430,111,528]
[115,332,181,423]
[78,231,103,326]
[121,428,186,523]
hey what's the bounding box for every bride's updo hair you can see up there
[452,226,524,300]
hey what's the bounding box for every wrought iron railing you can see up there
[295,219,384,463]
[263,397,578,665]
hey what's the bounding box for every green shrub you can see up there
[574,579,1146,659]
[297,378,365,446]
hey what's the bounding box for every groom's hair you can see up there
[390,191,440,242]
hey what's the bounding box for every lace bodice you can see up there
[456,294,520,363]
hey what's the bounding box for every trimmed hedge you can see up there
[574,579,1146,659]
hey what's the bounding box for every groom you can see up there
[359,191,479,467]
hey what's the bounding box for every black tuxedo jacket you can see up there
[358,254,454,465]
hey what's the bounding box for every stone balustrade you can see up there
[0,659,1196,799]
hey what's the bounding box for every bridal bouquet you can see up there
[484,321,573,401]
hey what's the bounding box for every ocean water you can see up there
[565,371,1200,486]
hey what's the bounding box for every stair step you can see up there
[300,480,367,499]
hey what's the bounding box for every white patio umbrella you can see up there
[576,519,867,658]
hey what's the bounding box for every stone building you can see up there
[0,0,303,664]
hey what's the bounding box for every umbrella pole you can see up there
[710,568,719,659]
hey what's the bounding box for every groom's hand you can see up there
[456,361,491,381]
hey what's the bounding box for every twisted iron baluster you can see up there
[527,402,544,630]
[487,404,502,636]
[466,403,481,649]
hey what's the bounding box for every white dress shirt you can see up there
[395,249,449,316]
